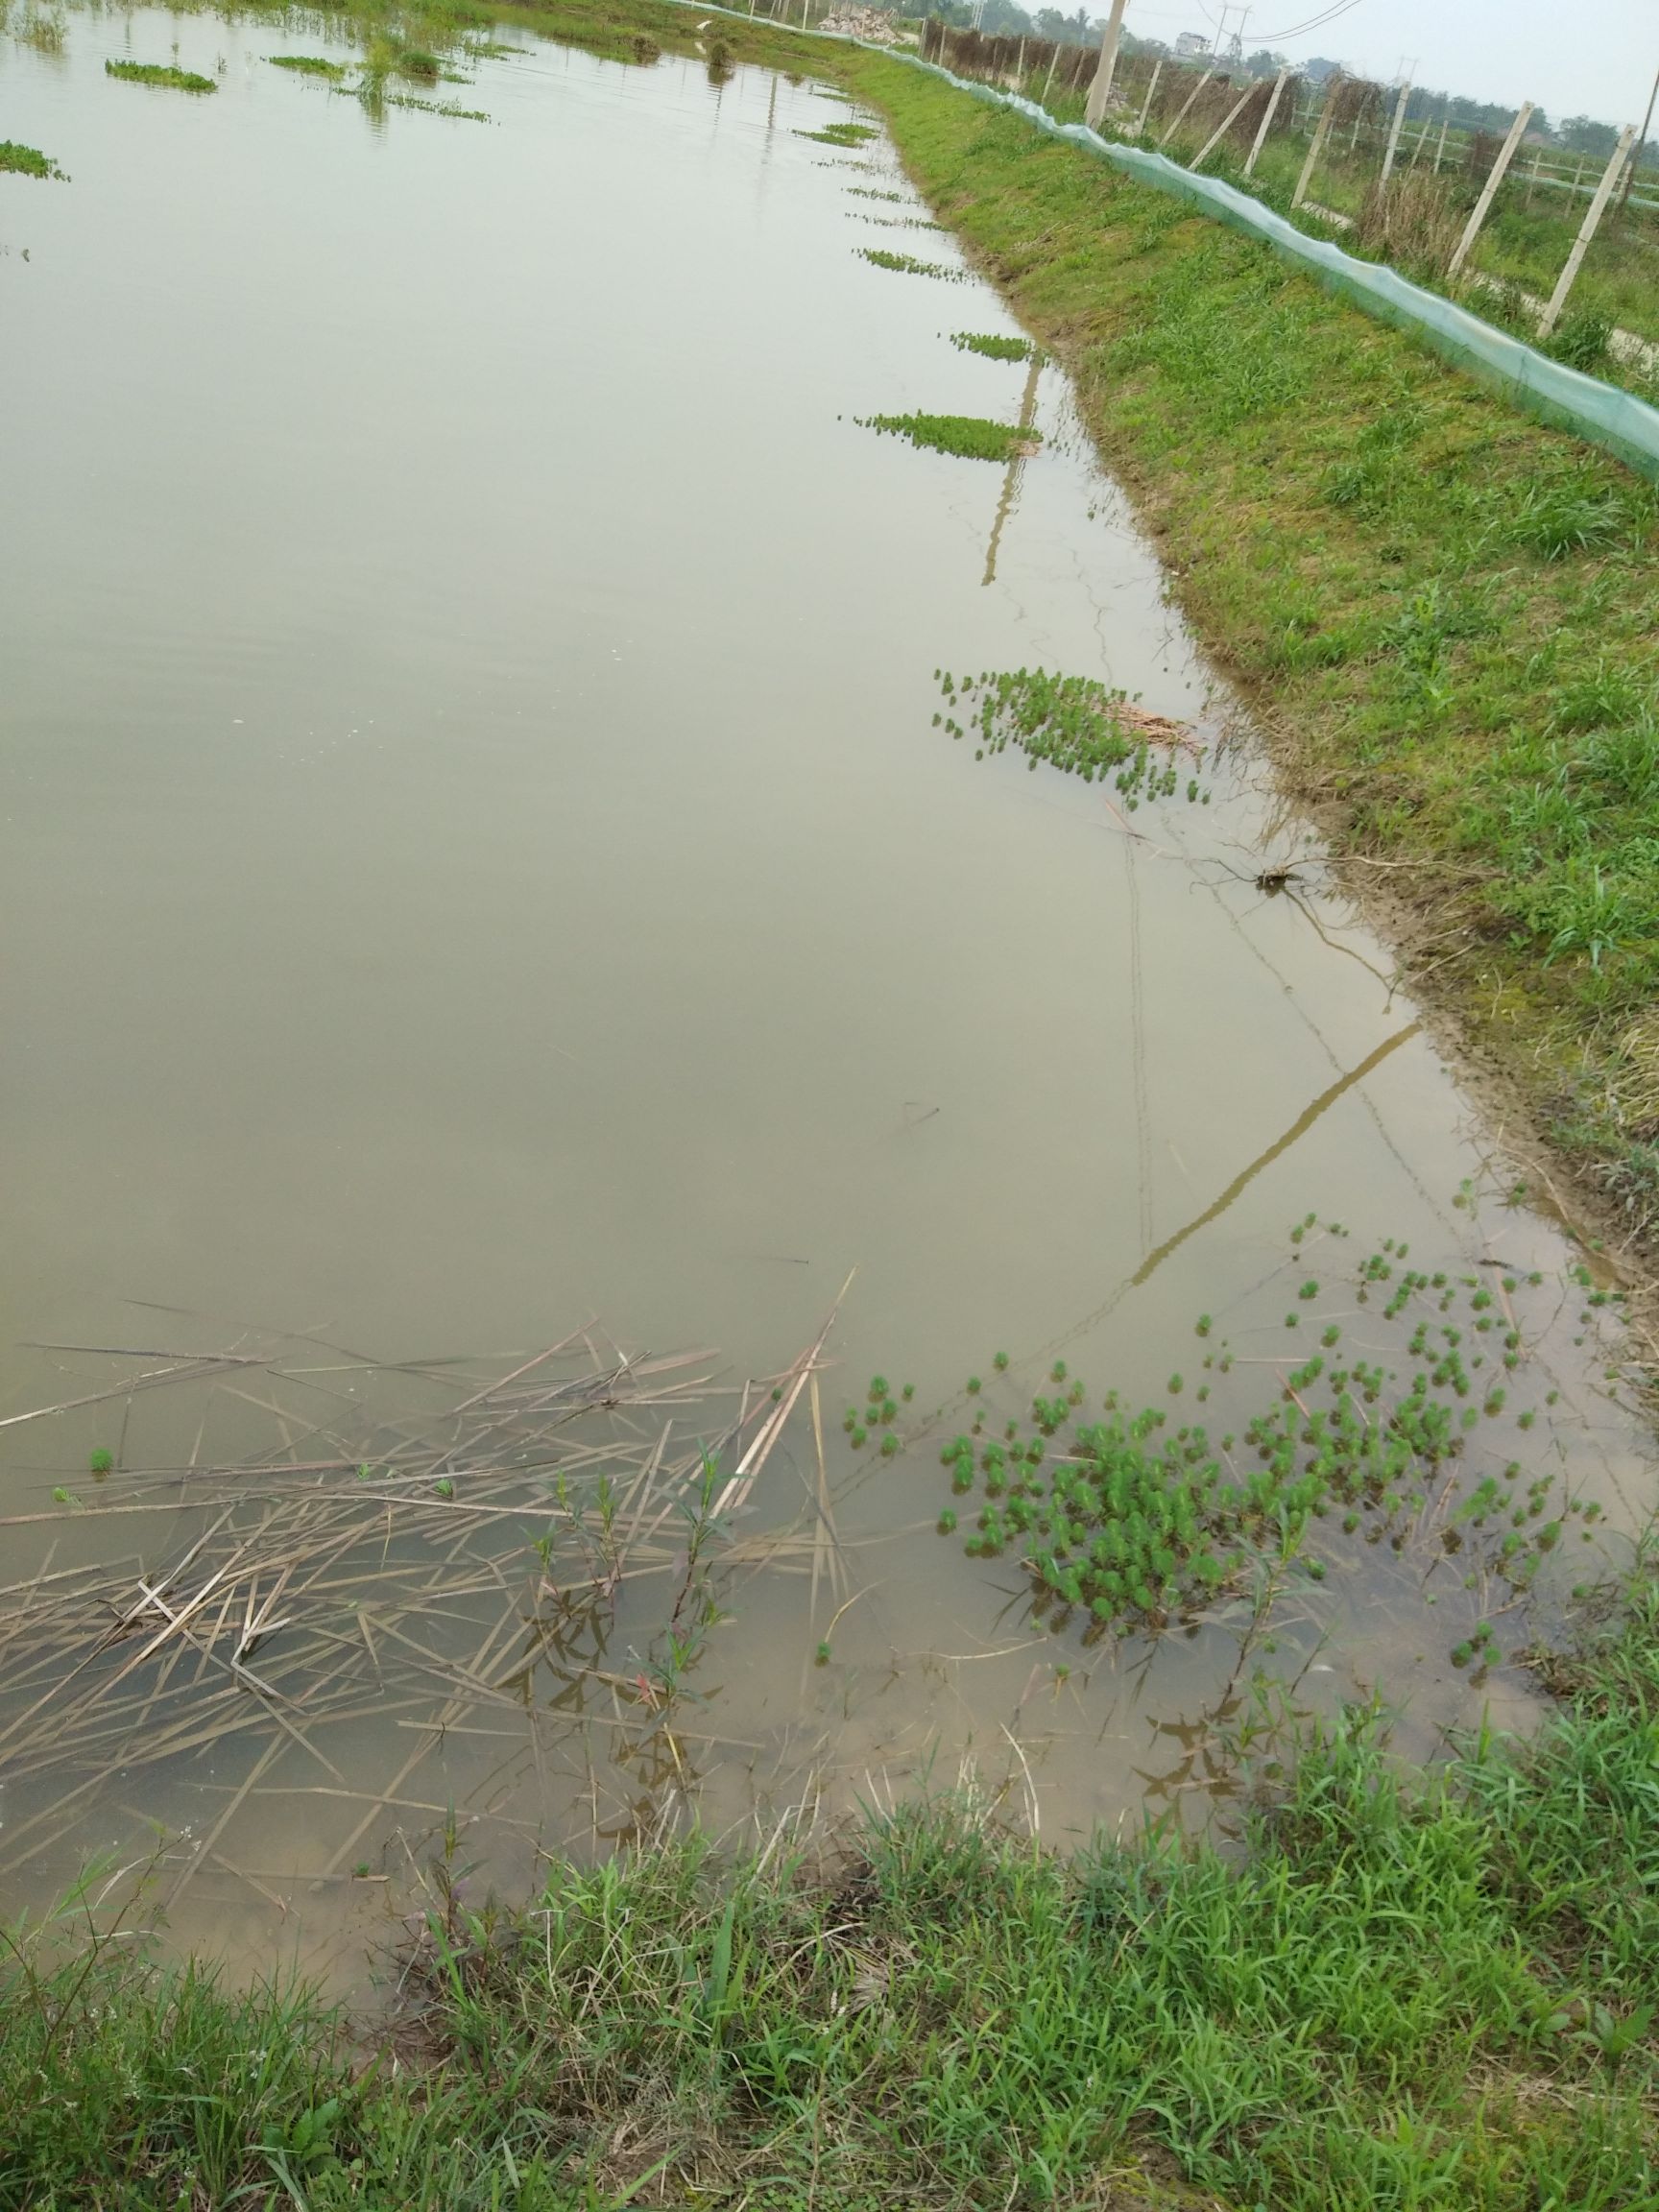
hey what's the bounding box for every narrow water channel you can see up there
[0,10,1647,1974]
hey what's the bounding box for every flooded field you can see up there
[1,7,1650,1977]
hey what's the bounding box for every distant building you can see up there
[1175,31,1211,57]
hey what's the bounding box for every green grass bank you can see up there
[8,1571,1659,2208]
[479,0,1659,1279]
[829,43,1659,1278]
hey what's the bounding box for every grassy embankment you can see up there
[813,36,1659,1275]
[7,1569,1659,2208]
[352,0,1659,1267]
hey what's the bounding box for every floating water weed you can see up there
[847,185,903,201]
[859,412,1038,463]
[857,248,964,281]
[950,330,1037,362]
[87,1449,112,1477]
[104,59,215,90]
[933,668,1206,807]
[268,53,347,78]
[798,120,876,146]
[0,140,66,178]
[913,1226,1599,1645]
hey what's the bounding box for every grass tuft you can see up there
[0,138,66,178]
[858,409,1038,461]
[104,58,216,91]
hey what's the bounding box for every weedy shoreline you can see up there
[7,1564,1659,2207]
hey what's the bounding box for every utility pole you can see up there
[1085,0,1129,129]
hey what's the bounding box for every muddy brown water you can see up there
[0,11,1650,1980]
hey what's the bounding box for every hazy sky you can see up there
[1123,0,1659,128]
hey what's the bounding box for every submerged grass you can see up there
[268,50,349,76]
[8,1564,1659,2208]
[859,409,1036,462]
[104,57,216,90]
[0,137,65,178]
[856,244,963,280]
[951,327,1037,361]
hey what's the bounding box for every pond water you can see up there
[0,7,1650,1977]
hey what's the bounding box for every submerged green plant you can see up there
[104,59,216,91]
[950,329,1037,362]
[932,667,1204,807]
[926,1228,1583,1641]
[87,1449,113,1478]
[857,248,964,281]
[0,139,67,179]
[267,53,348,78]
[859,411,1039,462]
[797,119,876,146]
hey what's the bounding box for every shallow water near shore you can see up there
[0,7,1650,1979]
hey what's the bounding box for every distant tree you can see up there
[1243,47,1286,78]
[976,0,1034,31]
[1302,55,1341,81]
[1558,114,1622,158]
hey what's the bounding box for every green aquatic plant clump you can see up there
[857,247,964,281]
[797,119,876,146]
[104,59,216,91]
[267,53,348,78]
[950,329,1037,362]
[858,411,1038,463]
[933,666,1205,807]
[939,1228,1586,1641]
[0,140,67,180]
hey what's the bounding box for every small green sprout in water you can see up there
[352,1862,373,1879]
[902,1382,915,1401]
[88,1448,113,1477]
[851,1426,867,1450]
[1299,1280,1319,1300]
[1194,1314,1212,1337]
[815,1640,832,1665]
[966,1376,981,1394]
[435,1478,454,1500]
[1167,1373,1183,1394]
[938,1508,957,1534]
[994,1351,1010,1371]
[1321,1325,1340,1348]
[52,1487,81,1507]
[880,1433,900,1458]
[105,59,216,90]
[869,1375,889,1400]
